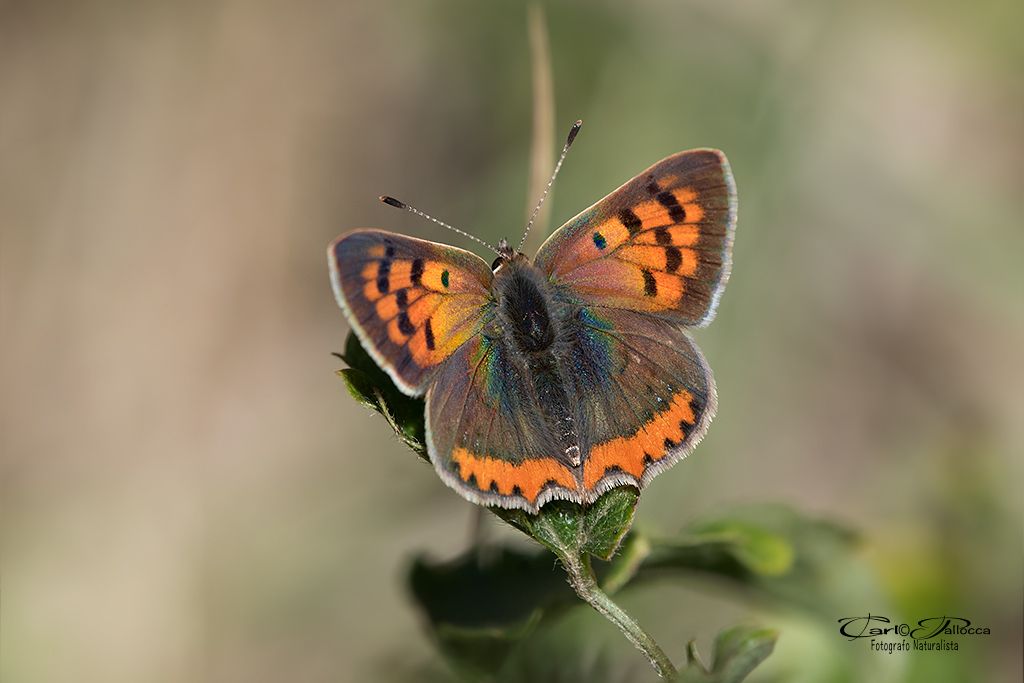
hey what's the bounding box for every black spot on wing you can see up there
[618,208,643,235]
[410,258,424,286]
[376,259,391,295]
[656,190,686,223]
[688,394,706,424]
[603,465,625,478]
[642,270,657,297]
[665,247,682,273]
[397,311,415,336]
[424,318,435,350]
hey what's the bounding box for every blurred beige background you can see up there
[2,1,1021,681]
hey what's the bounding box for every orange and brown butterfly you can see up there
[329,132,736,513]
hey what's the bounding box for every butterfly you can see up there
[329,145,736,513]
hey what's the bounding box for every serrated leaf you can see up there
[580,487,639,559]
[490,487,638,562]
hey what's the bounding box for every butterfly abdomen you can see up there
[495,260,582,468]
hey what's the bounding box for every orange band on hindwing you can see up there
[583,390,697,489]
[451,447,579,503]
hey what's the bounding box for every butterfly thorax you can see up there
[493,254,556,352]
[491,255,582,468]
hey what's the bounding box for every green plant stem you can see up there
[562,552,677,680]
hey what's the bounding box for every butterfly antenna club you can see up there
[380,195,499,256]
[518,119,582,254]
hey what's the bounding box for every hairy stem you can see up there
[562,552,677,679]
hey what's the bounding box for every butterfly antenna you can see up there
[517,119,582,254]
[380,196,500,256]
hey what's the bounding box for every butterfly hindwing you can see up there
[426,332,582,510]
[329,230,494,395]
[535,149,736,327]
[560,307,716,497]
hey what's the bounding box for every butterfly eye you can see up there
[491,256,505,271]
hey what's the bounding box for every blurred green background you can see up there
[1,0,1021,681]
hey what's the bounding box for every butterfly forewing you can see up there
[329,230,495,395]
[535,149,735,327]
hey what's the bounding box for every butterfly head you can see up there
[491,237,528,272]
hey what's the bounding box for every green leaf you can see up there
[431,615,542,680]
[635,504,865,618]
[489,487,638,562]
[408,546,577,677]
[672,519,794,577]
[336,367,382,410]
[409,547,576,629]
[334,332,427,459]
[636,533,760,585]
[678,624,778,683]
[580,487,640,559]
